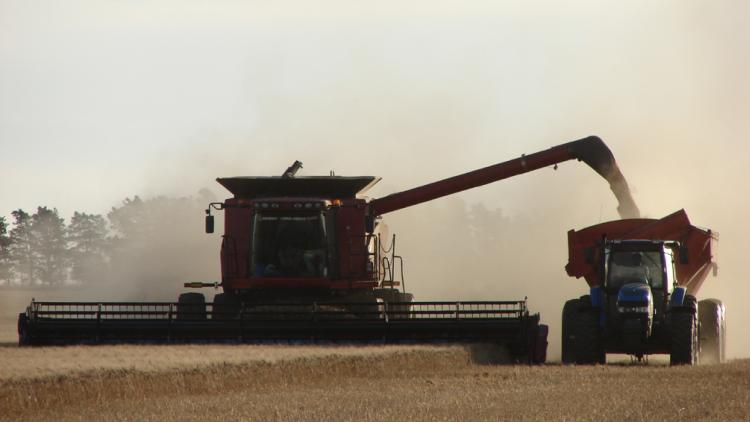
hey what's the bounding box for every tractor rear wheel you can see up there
[561,298,579,364]
[670,296,698,365]
[575,296,604,364]
[699,298,726,364]
[575,310,604,364]
[177,292,207,321]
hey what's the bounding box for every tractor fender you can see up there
[588,286,606,328]
[670,286,687,309]
[589,286,604,308]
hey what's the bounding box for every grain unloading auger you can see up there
[19,136,638,363]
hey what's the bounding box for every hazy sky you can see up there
[1,0,749,356]
[1,0,746,221]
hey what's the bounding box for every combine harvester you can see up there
[19,136,637,363]
[564,210,723,365]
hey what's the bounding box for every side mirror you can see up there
[679,245,689,264]
[205,214,214,234]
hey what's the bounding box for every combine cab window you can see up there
[252,212,328,278]
[607,250,664,291]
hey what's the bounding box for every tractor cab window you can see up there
[606,250,664,292]
[252,212,328,278]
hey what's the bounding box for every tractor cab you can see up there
[601,240,681,355]
[605,240,679,311]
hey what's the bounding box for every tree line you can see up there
[0,191,216,287]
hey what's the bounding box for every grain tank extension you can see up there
[563,210,724,365]
[19,136,635,363]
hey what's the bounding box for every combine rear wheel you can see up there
[670,296,698,365]
[177,293,207,321]
[699,298,726,364]
[561,299,579,364]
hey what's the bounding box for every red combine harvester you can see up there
[563,210,723,365]
[18,136,637,363]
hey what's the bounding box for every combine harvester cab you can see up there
[19,136,640,364]
[563,209,724,365]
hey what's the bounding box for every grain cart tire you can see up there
[212,293,240,320]
[561,299,580,364]
[699,299,726,364]
[575,296,604,364]
[177,292,207,321]
[670,296,698,365]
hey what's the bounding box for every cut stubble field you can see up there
[1,314,748,422]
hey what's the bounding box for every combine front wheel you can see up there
[177,292,207,321]
[212,293,240,320]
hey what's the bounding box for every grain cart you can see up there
[563,209,723,365]
[19,136,637,363]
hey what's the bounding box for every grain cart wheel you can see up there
[699,299,726,364]
[177,292,207,321]
[670,296,698,365]
[561,299,580,364]
[212,293,240,320]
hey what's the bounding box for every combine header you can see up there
[19,136,638,363]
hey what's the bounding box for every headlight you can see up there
[617,306,649,313]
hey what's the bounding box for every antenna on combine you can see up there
[282,160,303,178]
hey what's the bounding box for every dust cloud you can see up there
[3,1,749,359]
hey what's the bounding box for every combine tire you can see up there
[212,293,240,320]
[561,299,579,364]
[670,296,698,365]
[177,292,207,321]
[699,299,726,364]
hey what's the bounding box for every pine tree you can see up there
[0,217,11,285]
[68,212,109,284]
[8,209,33,285]
[29,207,68,285]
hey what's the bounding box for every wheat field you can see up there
[1,333,748,422]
